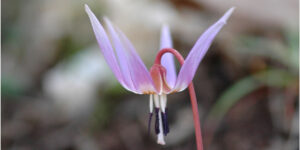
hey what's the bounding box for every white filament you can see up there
[153,94,160,108]
[149,94,153,113]
[159,94,167,113]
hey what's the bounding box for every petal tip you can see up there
[103,16,110,22]
[85,4,95,18]
[103,17,115,29]
[84,4,90,13]
[220,7,235,24]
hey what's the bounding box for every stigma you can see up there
[148,94,169,145]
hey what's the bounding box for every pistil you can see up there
[159,94,169,135]
[157,108,165,145]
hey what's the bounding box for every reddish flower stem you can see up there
[155,48,204,150]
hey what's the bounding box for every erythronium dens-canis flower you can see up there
[85,4,234,148]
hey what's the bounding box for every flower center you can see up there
[150,64,172,94]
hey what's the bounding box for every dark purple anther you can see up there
[154,108,160,134]
[165,108,170,134]
[161,112,167,135]
[161,108,169,136]
[148,112,153,135]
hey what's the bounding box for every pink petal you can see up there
[85,5,135,92]
[104,18,137,92]
[160,25,177,88]
[174,7,235,91]
[115,24,157,94]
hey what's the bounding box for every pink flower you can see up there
[85,4,234,145]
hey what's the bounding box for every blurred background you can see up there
[2,0,299,150]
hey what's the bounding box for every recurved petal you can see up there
[174,7,235,91]
[85,4,134,92]
[160,25,177,88]
[104,18,137,92]
[115,25,157,94]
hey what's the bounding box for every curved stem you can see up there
[188,83,203,150]
[155,48,204,150]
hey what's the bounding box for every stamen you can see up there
[165,108,170,134]
[154,108,160,134]
[149,94,153,113]
[153,94,160,108]
[159,94,167,113]
[159,94,169,135]
[148,95,154,135]
[148,112,153,135]
[161,109,169,135]
[161,111,166,135]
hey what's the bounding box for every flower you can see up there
[85,4,234,145]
